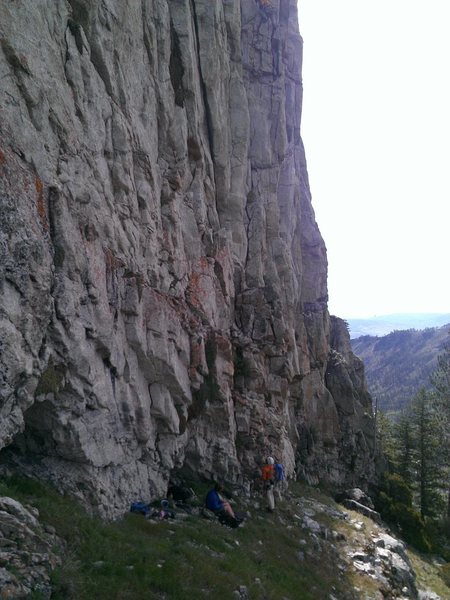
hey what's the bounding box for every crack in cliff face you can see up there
[0,39,44,131]
[66,0,91,34]
[189,0,215,162]
[169,22,185,108]
[0,38,31,76]
[89,38,114,99]
[243,199,253,273]
[141,2,155,74]
[67,19,84,56]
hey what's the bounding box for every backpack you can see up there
[261,464,274,481]
[130,501,151,516]
[275,463,285,482]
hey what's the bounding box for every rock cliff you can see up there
[0,0,375,516]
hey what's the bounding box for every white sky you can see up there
[298,0,450,318]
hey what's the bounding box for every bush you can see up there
[441,562,450,587]
[423,518,450,560]
[374,473,431,552]
[439,517,450,539]
[398,506,431,552]
[384,473,413,506]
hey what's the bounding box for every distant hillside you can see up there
[351,325,450,413]
[347,313,450,339]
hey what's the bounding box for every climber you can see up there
[261,456,276,512]
[205,483,241,528]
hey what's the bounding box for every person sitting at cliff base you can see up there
[205,483,242,528]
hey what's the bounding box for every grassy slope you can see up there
[0,477,448,600]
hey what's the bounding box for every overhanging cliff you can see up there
[0,0,375,516]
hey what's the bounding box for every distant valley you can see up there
[346,313,450,339]
[351,323,450,413]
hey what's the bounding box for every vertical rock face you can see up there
[0,0,375,515]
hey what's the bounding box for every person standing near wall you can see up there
[261,456,276,512]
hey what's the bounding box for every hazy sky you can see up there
[298,0,450,318]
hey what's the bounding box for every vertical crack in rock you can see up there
[169,22,185,108]
[189,0,215,160]
[67,19,85,56]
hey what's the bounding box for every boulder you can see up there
[335,488,375,510]
[340,499,382,524]
[0,496,64,598]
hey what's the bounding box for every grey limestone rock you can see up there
[0,0,375,515]
[418,592,441,600]
[336,487,375,509]
[340,499,382,524]
[0,496,63,598]
[348,532,418,599]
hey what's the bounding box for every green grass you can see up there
[1,476,449,599]
[409,551,450,599]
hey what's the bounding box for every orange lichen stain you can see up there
[186,272,205,311]
[188,366,199,381]
[92,262,104,284]
[34,175,49,231]
[104,247,125,270]
[199,256,210,269]
[215,334,233,362]
[185,257,216,316]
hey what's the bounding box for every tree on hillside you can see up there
[375,409,395,464]
[409,388,446,519]
[430,341,450,517]
[393,413,414,489]
[375,339,450,525]
[431,341,450,399]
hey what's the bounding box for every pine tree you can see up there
[376,409,396,465]
[409,388,446,519]
[431,341,450,400]
[393,412,414,488]
[430,341,450,517]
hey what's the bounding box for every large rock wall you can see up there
[0,0,375,515]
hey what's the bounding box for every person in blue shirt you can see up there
[205,483,240,528]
